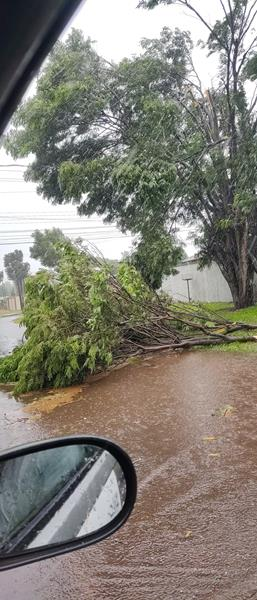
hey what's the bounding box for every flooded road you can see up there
[0,314,24,356]
[1,349,257,599]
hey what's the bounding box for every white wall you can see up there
[162,260,233,303]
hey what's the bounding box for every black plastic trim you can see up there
[0,435,137,571]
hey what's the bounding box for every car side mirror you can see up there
[0,435,137,571]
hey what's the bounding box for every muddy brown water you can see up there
[1,350,257,599]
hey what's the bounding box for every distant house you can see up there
[162,257,248,303]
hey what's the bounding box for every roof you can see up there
[180,256,198,266]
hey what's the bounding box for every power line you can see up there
[0,215,97,219]
[0,164,27,168]
[0,233,131,239]
[0,235,132,246]
[0,178,27,182]
[0,230,123,239]
[0,221,108,224]
[0,226,120,232]
[0,219,109,223]
[0,212,88,215]
[0,215,116,224]
[0,214,76,216]
[0,231,132,241]
[0,212,77,214]
[0,221,119,227]
[0,212,85,217]
[0,172,26,175]
[0,230,131,239]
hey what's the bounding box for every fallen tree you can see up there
[0,242,256,394]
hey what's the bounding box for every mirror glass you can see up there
[0,444,126,555]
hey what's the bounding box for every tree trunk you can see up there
[234,222,254,308]
[231,280,254,309]
[221,261,254,309]
[16,279,24,310]
[217,229,255,309]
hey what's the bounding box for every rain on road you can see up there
[0,317,257,599]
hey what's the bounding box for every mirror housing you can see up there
[0,435,137,571]
[0,0,85,135]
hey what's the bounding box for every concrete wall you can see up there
[162,260,233,303]
[0,295,21,311]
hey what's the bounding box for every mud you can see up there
[1,350,257,599]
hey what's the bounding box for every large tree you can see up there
[4,250,30,309]
[5,28,186,290]
[137,0,257,307]
[6,10,257,306]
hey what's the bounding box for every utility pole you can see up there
[182,275,193,302]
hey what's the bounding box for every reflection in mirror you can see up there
[0,444,126,555]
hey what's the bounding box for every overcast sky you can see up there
[0,0,224,273]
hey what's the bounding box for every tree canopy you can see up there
[6,3,257,306]
[4,250,30,308]
[6,26,189,229]
[6,27,187,288]
[30,228,67,268]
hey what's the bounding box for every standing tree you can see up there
[4,250,30,309]
[0,272,3,286]
[5,29,185,290]
[6,11,257,306]
[137,0,257,307]
[30,228,67,268]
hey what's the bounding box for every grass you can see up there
[200,302,257,353]
[203,302,257,323]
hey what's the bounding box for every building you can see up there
[162,257,235,303]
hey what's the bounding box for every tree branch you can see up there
[237,35,257,75]
[238,0,249,42]
[219,0,230,22]
[241,2,257,41]
[227,0,233,17]
[175,0,229,51]
[249,82,257,114]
